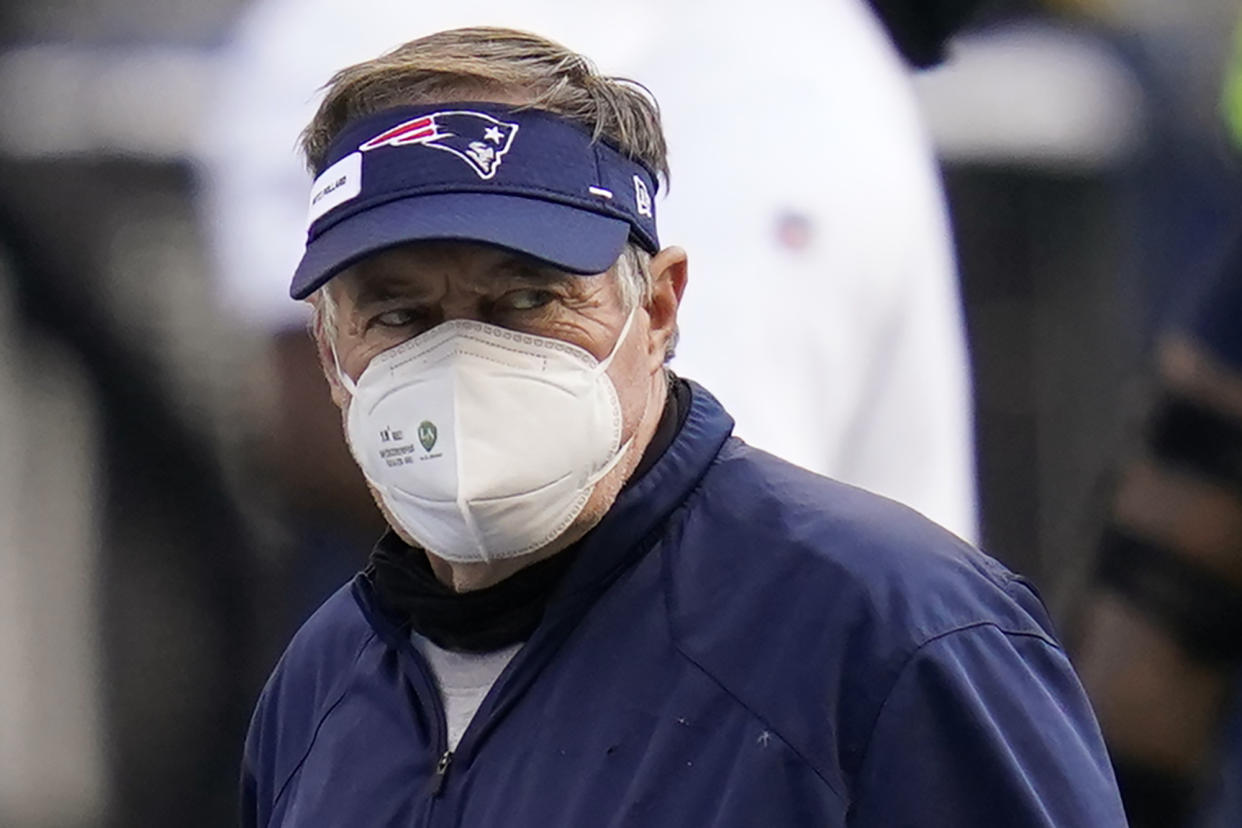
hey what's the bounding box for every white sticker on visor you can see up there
[307,151,362,227]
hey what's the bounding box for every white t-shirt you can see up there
[412,635,522,751]
[195,0,978,541]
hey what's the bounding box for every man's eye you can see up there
[373,308,420,327]
[502,289,555,311]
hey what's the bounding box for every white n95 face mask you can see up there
[336,311,636,564]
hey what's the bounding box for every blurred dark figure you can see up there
[0,160,265,827]
[1073,244,1242,827]
[1070,12,1242,826]
[923,0,1153,593]
[868,0,989,67]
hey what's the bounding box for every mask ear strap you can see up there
[586,433,635,487]
[330,340,359,397]
[596,304,639,374]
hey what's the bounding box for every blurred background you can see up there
[1,0,1240,825]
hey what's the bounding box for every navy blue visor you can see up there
[290,102,660,300]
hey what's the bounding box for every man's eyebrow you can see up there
[350,279,410,306]
[493,258,576,285]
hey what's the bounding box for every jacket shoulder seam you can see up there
[852,621,1062,778]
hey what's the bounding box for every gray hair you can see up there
[615,244,677,363]
[301,27,667,181]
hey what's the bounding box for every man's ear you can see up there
[645,246,688,369]
[308,296,350,409]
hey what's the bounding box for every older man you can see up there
[243,27,1125,827]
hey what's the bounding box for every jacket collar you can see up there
[551,380,733,603]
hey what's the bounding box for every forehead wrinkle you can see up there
[338,248,449,305]
[490,255,577,287]
[342,272,425,307]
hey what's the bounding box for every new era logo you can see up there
[633,175,653,218]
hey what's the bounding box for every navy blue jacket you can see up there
[243,384,1126,827]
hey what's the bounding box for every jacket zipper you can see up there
[429,750,453,797]
[394,637,452,822]
[417,642,529,811]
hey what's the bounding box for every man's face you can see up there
[314,239,685,587]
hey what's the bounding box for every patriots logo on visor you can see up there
[358,110,519,180]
